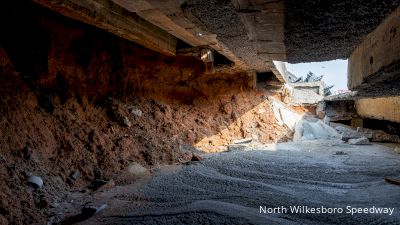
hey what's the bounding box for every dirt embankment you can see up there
[0,2,291,224]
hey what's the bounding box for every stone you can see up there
[122,116,132,127]
[348,137,371,145]
[27,175,43,189]
[130,108,143,117]
[127,162,148,176]
[70,170,81,181]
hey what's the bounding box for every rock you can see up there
[191,154,203,161]
[27,175,43,189]
[130,108,143,117]
[232,138,252,144]
[228,144,246,151]
[127,162,148,176]
[348,137,371,145]
[70,170,81,181]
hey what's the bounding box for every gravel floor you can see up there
[81,140,400,225]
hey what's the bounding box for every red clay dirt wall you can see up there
[0,2,290,224]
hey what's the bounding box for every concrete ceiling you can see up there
[32,0,399,83]
[284,0,400,63]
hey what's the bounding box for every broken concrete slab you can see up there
[284,81,325,105]
[348,137,371,145]
[232,138,253,144]
[293,119,340,141]
[271,99,302,130]
[321,100,357,122]
[334,125,367,141]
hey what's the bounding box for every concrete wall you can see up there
[284,81,324,105]
[356,97,400,123]
[348,7,400,92]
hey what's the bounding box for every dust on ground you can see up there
[77,140,400,225]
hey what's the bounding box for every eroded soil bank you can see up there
[0,2,291,224]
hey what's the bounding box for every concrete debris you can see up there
[293,119,340,141]
[348,137,371,145]
[27,175,43,189]
[357,127,399,143]
[232,138,252,144]
[130,108,143,117]
[322,100,357,121]
[271,99,302,130]
[227,144,246,151]
[370,130,400,143]
[334,125,366,141]
[81,203,108,216]
[283,82,325,105]
[356,127,373,139]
